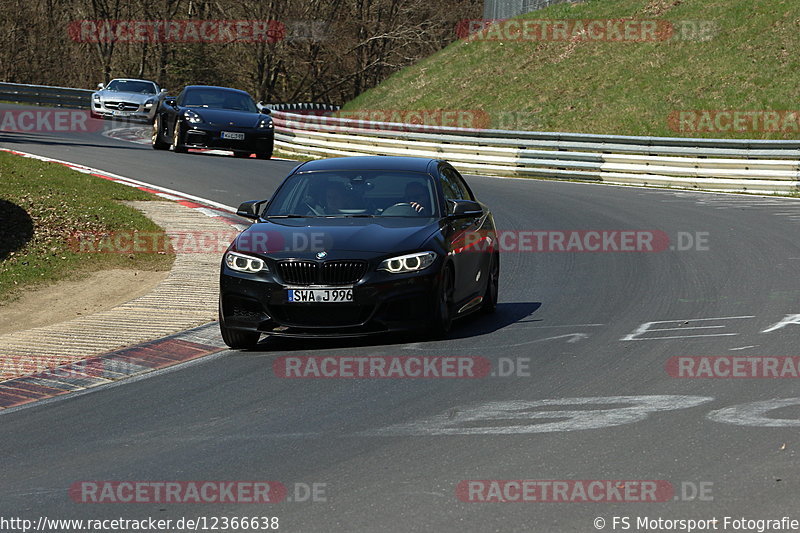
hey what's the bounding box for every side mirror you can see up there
[257,102,271,114]
[97,83,104,89]
[237,200,267,220]
[159,88,167,93]
[447,199,483,218]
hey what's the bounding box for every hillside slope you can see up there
[343,0,800,138]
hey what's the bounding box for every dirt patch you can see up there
[0,269,168,335]
[640,0,683,17]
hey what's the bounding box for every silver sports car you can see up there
[90,78,166,123]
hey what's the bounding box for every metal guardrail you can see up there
[272,111,800,194]
[263,103,340,113]
[0,82,93,109]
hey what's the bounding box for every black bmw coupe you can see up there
[219,156,499,348]
[152,85,273,159]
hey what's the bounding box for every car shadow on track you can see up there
[241,301,542,353]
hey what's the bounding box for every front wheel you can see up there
[151,115,169,150]
[481,253,499,314]
[219,309,260,349]
[255,150,272,160]
[429,266,454,338]
[171,120,187,153]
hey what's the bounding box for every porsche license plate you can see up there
[287,288,353,303]
[221,131,245,140]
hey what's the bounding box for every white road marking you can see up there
[621,316,755,341]
[361,395,714,436]
[708,398,800,428]
[762,314,800,333]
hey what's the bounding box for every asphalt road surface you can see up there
[2,104,800,532]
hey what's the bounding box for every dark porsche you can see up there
[152,85,273,159]
[218,156,499,348]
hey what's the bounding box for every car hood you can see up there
[234,217,441,258]
[189,108,265,128]
[97,91,156,103]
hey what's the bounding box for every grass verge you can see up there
[344,0,800,139]
[0,152,173,304]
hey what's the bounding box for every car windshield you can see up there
[265,170,439,218]
[180,88,258,112]
[106,80,157,94]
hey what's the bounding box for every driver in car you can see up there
[319,182,348,214]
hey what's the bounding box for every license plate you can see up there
[222,131,245,140]
[287,288,353,303]
[113,110,131,116]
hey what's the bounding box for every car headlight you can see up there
[257,117,274,129]
[93,94,100,101]
[144,98,155,108]
[184,109,203,124]
[378,251,436,274]
[225,251,267,273]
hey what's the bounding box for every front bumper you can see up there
[92,101,156,122]
[219,266,440,337]
[182,124,274,154]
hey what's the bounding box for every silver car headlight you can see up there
[144,98,156,108]
[225,251,267,273]
[93,94,100,101]
[184,109,203,124]
[378,251,436,274]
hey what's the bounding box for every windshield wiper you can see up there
[264,214,310,218]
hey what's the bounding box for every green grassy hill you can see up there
[343,0,800,138]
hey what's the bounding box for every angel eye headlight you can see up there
[378,251,436,274]
[225,251,267,273]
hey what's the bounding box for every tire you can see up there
[171,120,187,153]
[256,149,272,160]
[429,265,454,338]
[233,151,252,158]
[219,309,260,349]
[481,253,499,314]
[151,115,169,150]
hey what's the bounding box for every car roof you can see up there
[295,156,438,174]
[182,85,252,96]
